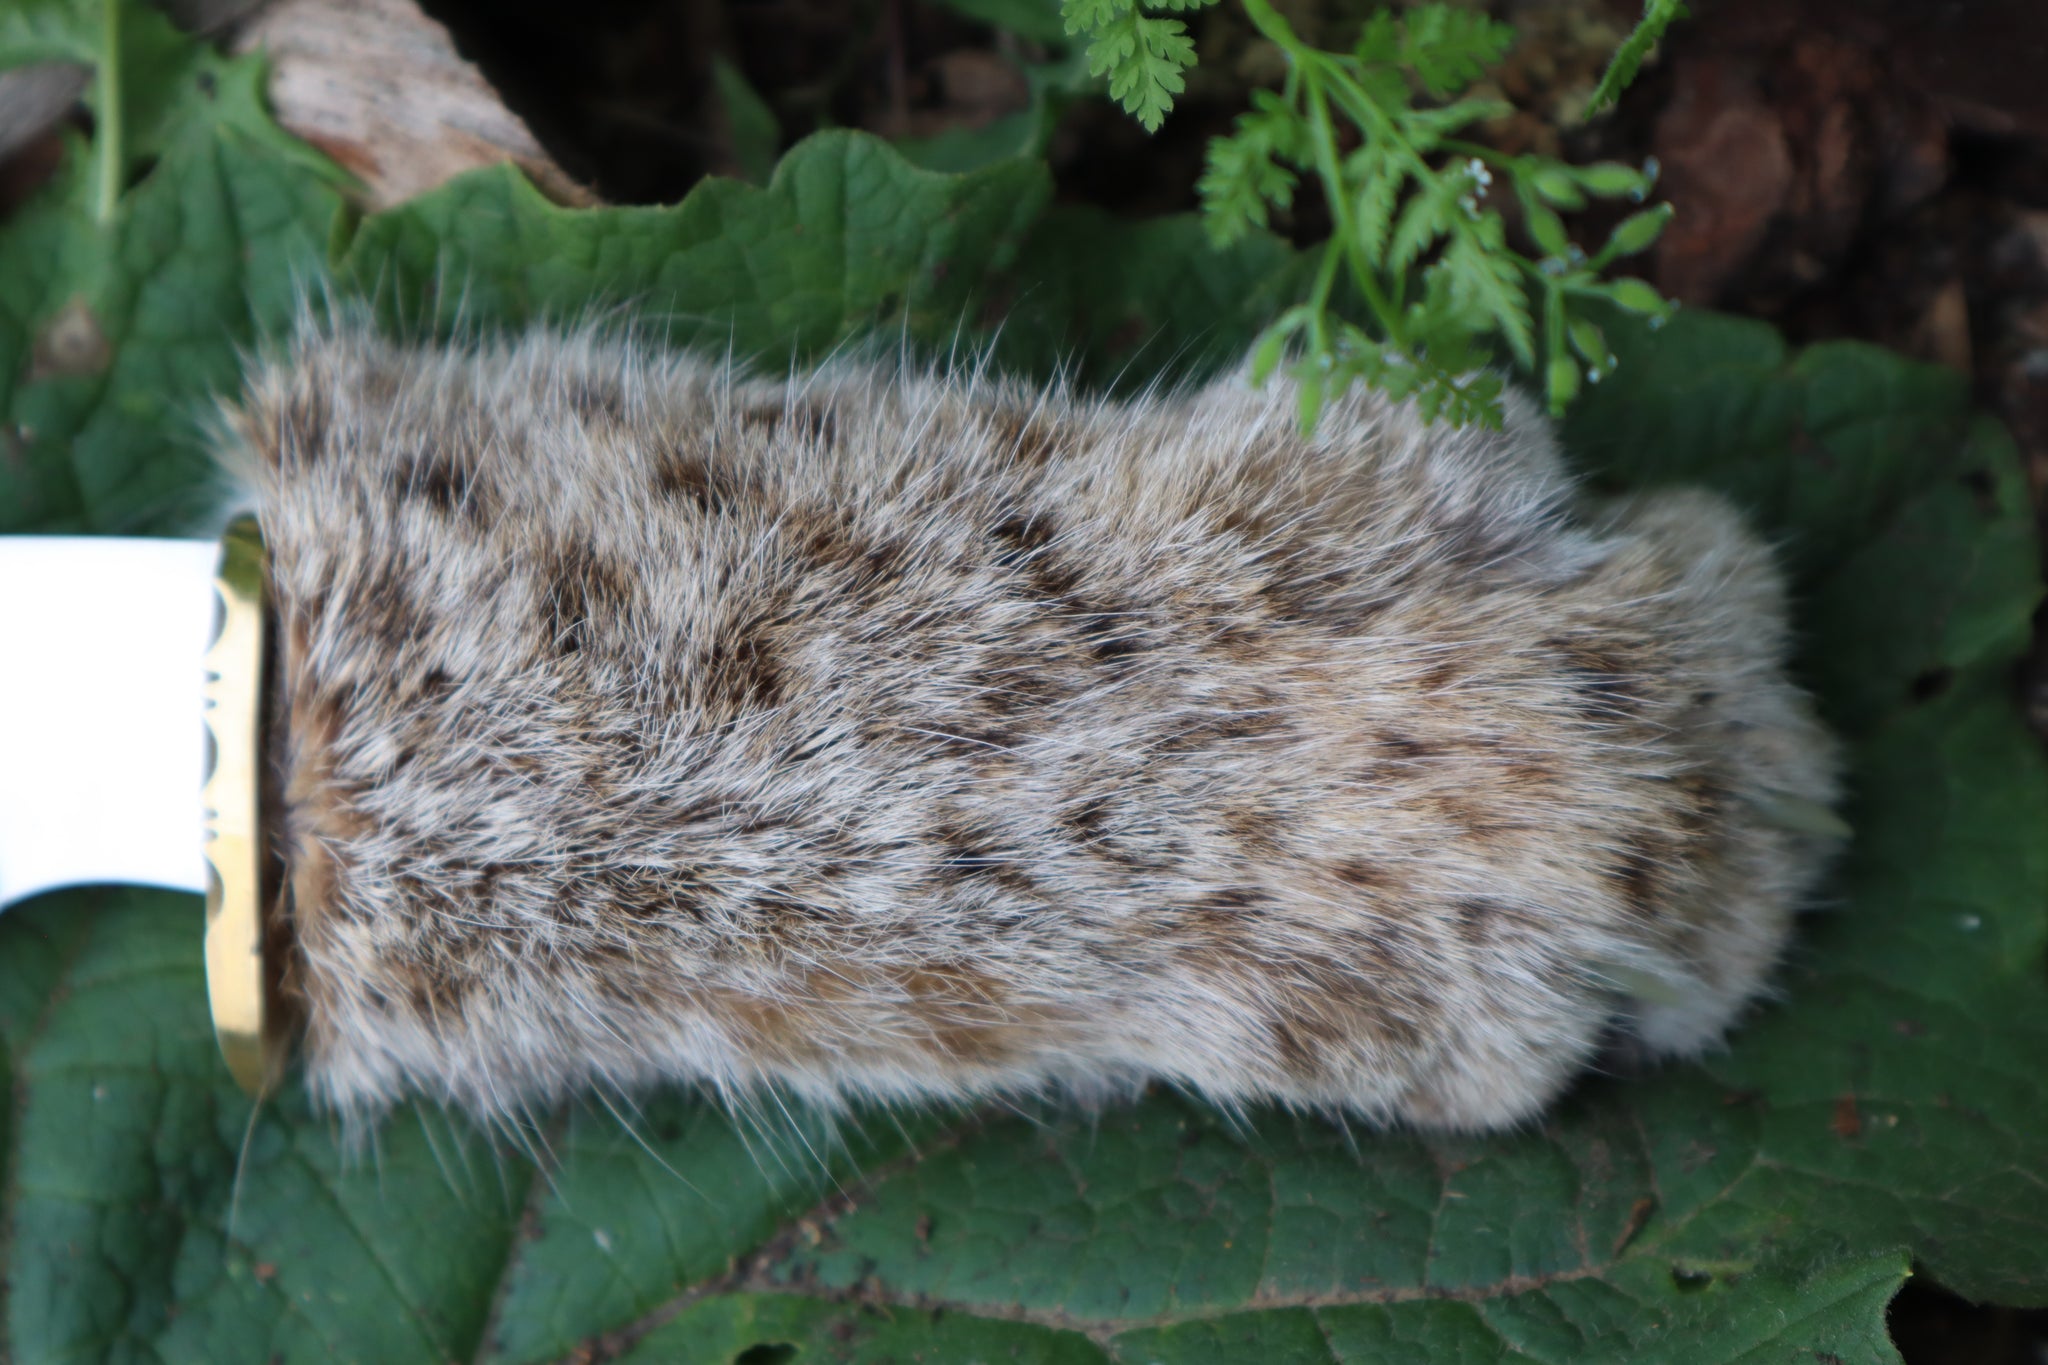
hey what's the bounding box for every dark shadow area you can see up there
[1891,1277,2048,1365]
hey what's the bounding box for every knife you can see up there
[0,522,277,1092]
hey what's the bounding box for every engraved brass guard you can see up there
[202,517,280,1094]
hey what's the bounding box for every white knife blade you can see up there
[0,536,217,907]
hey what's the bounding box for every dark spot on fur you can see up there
[1417,656,1463,691]
[400,450,492,521]
[915,717,1024,766]
[1069,604,1146,665]
[1021,548,1084,602]
[1454,897,1498,944]
[1063,795,1111,842]
[1435,510,1523,570]
[991,510,1058,567]
[539,542,634,657]
[861,540,908,584]
[1194,886,1262,912]
[1215,503,1273,542]
[1425,789,1523,839]
[294,586,331,631]
[1159,704,1287,753]
[567,376,624,424]
[1087,628,1148,665]
[651,446,748,512]
[1548,636,1645,711]
[1210,621,1272,662]
[279,385,330,470]
[1269,1012,1335,1079]
[791,511,914,616]
[728,893,843,963]
[989,408,1062,467]
[699,617,784,713]
[1099,831,1181,875]
[468,862,507,906]
[967,650,1073,717]
[1334,858,1393,891]
[785,728,840,762]
[1257,567,1379,629]
[356,560,424,650]
[1260,947,1425,1068]
[932,821,1037,897]
[1181,887,1269,942]
[1007,547,1156,672]
[1606,842,1663,919]
[1220,802,1285,856]
[605,863,718,923]
[1379,731,1437,763]
[415,667,455,702]
[356,363,401,411]
[404,953,473,1022]
[1669,770,1729,840]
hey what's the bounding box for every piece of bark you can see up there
[230,0,592,212]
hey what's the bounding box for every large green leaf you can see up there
[0,0,346,536]
[3,6,2044,1362]
[333,135,1049,357]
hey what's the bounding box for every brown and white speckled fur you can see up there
[222,322,1838,1133]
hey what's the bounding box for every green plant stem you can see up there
[1305,75,1398,342]
[94,0,122,223]
[1239,0,1407,350]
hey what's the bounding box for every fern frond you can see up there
[1585,0,1687,114]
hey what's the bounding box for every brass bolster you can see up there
[202,517,281,1095]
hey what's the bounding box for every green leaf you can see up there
[1586,0,1689,115]
[1573,159,1656,199]
[0,9,346,535]
[1390,4,1517,97]
[1524,199,1571,257]
[6,10,2047,1364]
[1400,95,1513,150]
[336,131,1049,357]
[1060,0,1122,35]
[1605,275,1674,318]
[1347,145,1402,262]
[1527,163,1588,209]
[1084,5,1197,132]
[1440,224,1533,367]
[1567,315,1612,372]
[1385,165,1460,275]
[1599,202,1676,262]
[1198,91,1304,245]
